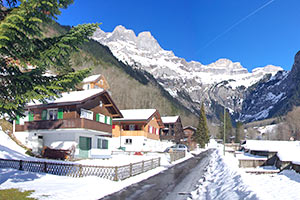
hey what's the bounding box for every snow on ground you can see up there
[0,129,204,199]
[0,151,198,200]
[191,147,300,200]
[0,130,30,160]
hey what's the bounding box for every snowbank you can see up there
[191,149,258,199]
[192,148,300,200]
[0,130,29,160]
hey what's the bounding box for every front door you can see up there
[37,135,44,155]
[79,136,91,158]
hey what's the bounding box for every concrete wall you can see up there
[110,136,164,152]
[238,159,267,168]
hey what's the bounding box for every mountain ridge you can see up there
[92,25,284,122]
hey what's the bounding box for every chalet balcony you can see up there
[15,118,112,133]
[120,130,160,140]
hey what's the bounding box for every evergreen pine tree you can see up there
[193,103,210,148]
[0,0,99,118]
[235,121,244,143]
[218,109,233,143]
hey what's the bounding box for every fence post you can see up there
[129,163,132,177]
[142,160,144,173]
[79,165,83,177]
[114,166,118,181]
[19,160,23,170]
[151,159,153,169]
[158,157,161,166]
[44,162,47,173]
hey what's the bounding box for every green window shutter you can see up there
[105,116,108,124]
[28,112,34,121]
[41,110,47,120]
[58,108,63,119]
[96,113,99,122]
[16,115,20,125]
[109,117,112,125]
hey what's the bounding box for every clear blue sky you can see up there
[57,0,300,71]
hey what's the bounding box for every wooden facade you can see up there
[112,110,164,141]
[183,126,197,150]
[160,116,184,143]
[15,118,112,133]
[82,74,110,90]
[15,90,122,134]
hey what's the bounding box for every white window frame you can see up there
[80,108,93,120]
[99,114,105,123]
[97,138,108,149]
[47,108,58,120]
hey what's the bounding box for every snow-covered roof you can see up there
[28,88,104,106]
[114,109,156,121]
[242,140,300,163]
[183,126,197,131]
[161,116,179,124]
[82,74,101,83]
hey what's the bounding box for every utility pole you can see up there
[223,106,226,156]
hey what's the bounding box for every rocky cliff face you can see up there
[92,25,285,122]
[241,51,300,122]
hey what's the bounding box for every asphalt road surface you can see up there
[101,149,214,200]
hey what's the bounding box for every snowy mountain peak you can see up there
[92,25,284,120]
[252,65,283,75]
[137,31,162,52]
[137,31,152,38]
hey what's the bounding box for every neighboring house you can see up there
[13,89,123,158]
[82,74,110,90]
[160,116,184,143]
[183,126,197,150]
[112,109,164,151]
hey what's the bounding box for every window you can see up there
[98,114,105,123]
[129,124,135,130]
[125,138,132,145]
[80,108,93,120]
[148,126,153,133]
[48,109,58,120]
[170,124,174,128]
[171,130,175,136]
[97,138,108,149]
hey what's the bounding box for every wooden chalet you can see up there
[183,126,197,150]
[14,88,122,158]
[160,116,184,143]
[81,74,110,90]
[112,109,164,151]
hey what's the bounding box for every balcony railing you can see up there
[15,118,112,133]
